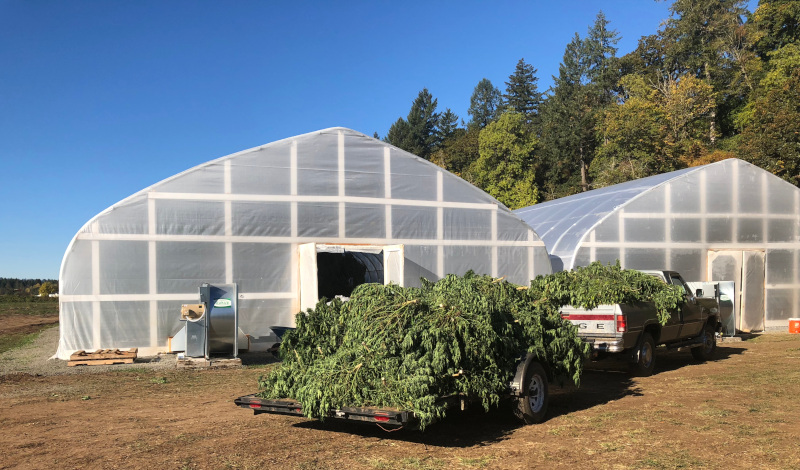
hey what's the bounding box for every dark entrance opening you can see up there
[317,250,383,299]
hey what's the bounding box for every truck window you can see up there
[669,275,691,296]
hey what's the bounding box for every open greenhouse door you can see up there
[299,243,405,312]
[708,250,765,333]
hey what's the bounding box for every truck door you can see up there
[670,273,703,337]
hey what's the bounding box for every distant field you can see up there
[0,296,59,354]
[0,296,58,316]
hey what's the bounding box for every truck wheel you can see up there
[516,360,549,424]
[629,332,656,377]
[691,323,716,362]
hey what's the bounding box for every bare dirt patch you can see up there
[0,314,59,336]
[1,333,799,469]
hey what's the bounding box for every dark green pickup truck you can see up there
[560,270,721,376]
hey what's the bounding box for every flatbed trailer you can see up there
[235,354,552,429]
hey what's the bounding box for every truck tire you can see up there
[691,323,716,362]
[629,332,656,377]
[516,359,549,424]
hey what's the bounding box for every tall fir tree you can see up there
[385,88,440,159]
[538,12,620,197]
[503,58,542,123]
[467,78,503,130]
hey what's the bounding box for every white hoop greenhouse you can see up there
[515,158,800,332]
[56,128,551,359]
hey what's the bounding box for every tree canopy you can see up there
[382,0,800,203]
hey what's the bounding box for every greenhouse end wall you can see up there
[57,128,551,359]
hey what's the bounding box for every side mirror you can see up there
[695,289,704,298]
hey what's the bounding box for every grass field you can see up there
[0,296,59,316]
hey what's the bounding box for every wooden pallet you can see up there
[68,348,138,367]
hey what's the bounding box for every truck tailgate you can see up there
[561,305,620,336]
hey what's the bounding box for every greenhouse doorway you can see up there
[708,250,765,332]
[299,243,404,311]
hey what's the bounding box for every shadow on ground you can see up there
[287,344,746,447]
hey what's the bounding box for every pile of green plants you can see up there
[257,262,684,428]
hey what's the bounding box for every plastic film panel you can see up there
[99,301,150,348]
[97,195,148,234]
[737,218,764,243]
[156,200,225,236]
[671,218,701,242]
[297,131,339,196]
[158,300,188,343]
[344,135,384,198]
[765,289,795,324]
[297,202,339,237]
[156,242,226,294]
[669,179,701,213]
[625,218,666,243]
[442,175,489,204]
[624,248,666,271]
[444,246,492,277]
[232,243,293,293]
[156,165,224,194]
[61,240,94,295]
[345,203,385,238]
[671,249,704,281]
[738,173,763,214]
[497,247,528,284]
[768,219,796,243]
[444,208,491,240]
[594,213,619,242]
[496,213,533,242]
[59,301,94,351]
[231,201,291,237]
[99,241,149,295]
[706,218,733,243]
[768,182,795,214]
[403,245,438,286]
[390,153,437,201]
[229,145,292,195]
[238,299,296,334]
[391,206,437,239]
[766,250,795,284]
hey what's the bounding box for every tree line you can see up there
[379,0,800,209]
[0,278,58,296]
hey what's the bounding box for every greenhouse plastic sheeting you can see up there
[57,128,551,359]
[515,159,800,331]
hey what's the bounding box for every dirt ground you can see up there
[0,314,58,336]
[1,316,799,470]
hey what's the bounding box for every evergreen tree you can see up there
[538,12,620,197]
[385,88,440,159]
[503,58,542,122]
[467,78,502,130]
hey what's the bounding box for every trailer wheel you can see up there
[516,360,549,424]
[691,323,716,362]
[629,332,656,377]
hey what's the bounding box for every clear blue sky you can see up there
[0,0,755,279]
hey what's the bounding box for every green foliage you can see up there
[257,264,683,429]
[39,282,56,297]
[469,112,539,209]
